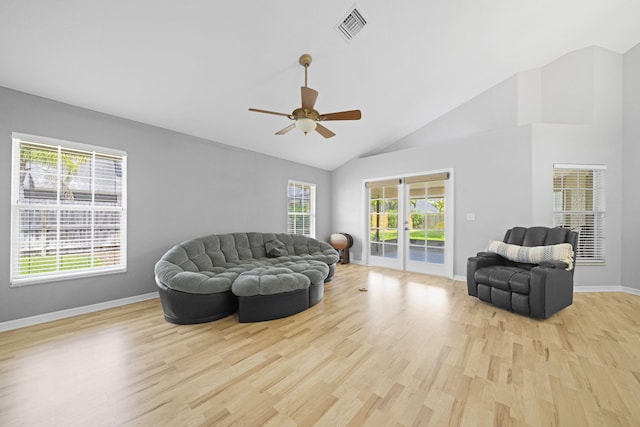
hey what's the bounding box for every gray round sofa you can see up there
[154,232,339,324]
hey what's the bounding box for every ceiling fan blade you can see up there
[275,123,296,135]
[319,110,362,121]
[249,108,291,118]
[315,123,336,138]
[301,87,319,111]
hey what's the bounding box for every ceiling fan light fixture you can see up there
[296,117,317,135]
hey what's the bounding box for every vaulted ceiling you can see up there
[1,1,639,170]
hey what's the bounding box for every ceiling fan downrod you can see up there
[299,54,312,88]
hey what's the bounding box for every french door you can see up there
[367,171,452,277]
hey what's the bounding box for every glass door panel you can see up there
[368,183,401,268]
[407,183,426,262]
[405,179,448,276]
[426,180,445,265]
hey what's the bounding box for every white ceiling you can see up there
[1,1,640,171]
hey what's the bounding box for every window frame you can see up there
[287,180,316,238]
[10,133,127,286]
[553,163,606,265]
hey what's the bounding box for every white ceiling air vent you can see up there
[336,5,367,42]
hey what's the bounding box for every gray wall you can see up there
[531,47,623,288]
[332,45,631,287]
[622,44,640,291]
[373,74,520,155]
[0,86,331,322]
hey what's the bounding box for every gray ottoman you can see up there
[277,260,329,306]
[232,267,310,322]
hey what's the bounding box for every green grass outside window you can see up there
[20,255,104,275]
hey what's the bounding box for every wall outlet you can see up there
[466,213,476,221]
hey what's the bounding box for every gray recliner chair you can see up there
[467,226,578,319]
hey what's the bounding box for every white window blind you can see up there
[553,164,605,264]
[287,180,315,237]
[11,134,127,285]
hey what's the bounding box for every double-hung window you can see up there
[10,133,127,285]
[287,180,315,237]
[553,164,605,264]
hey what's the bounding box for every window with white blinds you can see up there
[553,164,605,264]
[287,180,315,237]
[10,134,127,285]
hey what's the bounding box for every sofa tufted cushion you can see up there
[487,240,574,270]
[218,234,240,262]
[200,234,227,267]
[231,267,310,296]
[278,260,329,285]
[155,262,240,294]
[246,232,268,258]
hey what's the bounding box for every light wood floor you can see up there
[1,264,639,426]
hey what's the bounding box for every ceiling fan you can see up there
[249,54,361,138]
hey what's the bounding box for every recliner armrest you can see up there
[467,252,507,297]
[539,260,569,269]
[528,265,574,318]
[476,251,503,259]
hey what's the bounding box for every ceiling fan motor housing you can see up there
[292,108,319,120]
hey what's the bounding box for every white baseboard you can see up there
[0,292,159,333]
[574,285,640,296]
[624,286,640,296]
